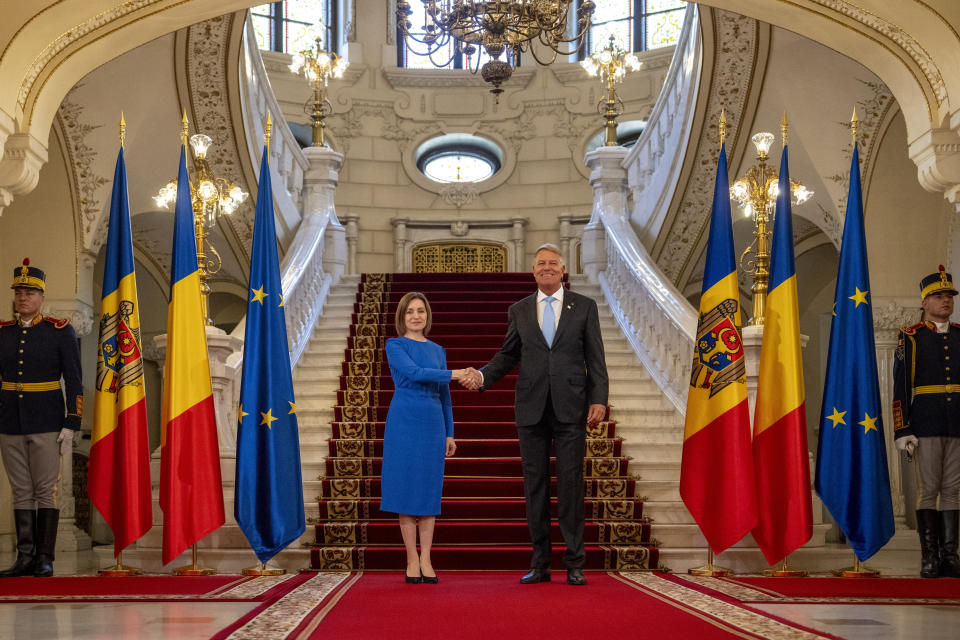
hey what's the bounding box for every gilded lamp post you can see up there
[289,35,347,147]
[581,35,642,146]
[730,114,813,325]
[154,112,249,325]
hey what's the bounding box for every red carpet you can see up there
[284,572,836,640]
[310,272,659,571]
[658,573,960,606]
[0,573,312,602]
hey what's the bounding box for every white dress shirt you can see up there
[537,286,564,332]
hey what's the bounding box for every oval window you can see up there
[415,134,503,184]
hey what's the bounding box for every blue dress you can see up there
[379,337,454,516]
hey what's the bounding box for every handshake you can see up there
[452,367,483,390]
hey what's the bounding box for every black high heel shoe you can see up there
[421,573,438,584]
[405,571,422,584]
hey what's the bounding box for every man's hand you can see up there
[586,404,606,428]
[453,367,482,390]
[896,434,918,461]
[57,428,74,456]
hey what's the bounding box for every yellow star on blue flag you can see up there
[235,144,304,564]
[815,141,893,562]
[826,407,846,428]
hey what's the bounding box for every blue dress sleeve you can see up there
[385,338,451,384]
[439,346,455,438]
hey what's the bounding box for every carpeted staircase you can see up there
[303,273,661,571]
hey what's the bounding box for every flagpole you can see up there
[688,549,733,577]
[834,551,880,577]
[242,561,285,576]
[172,543,216,576]
[764,554,808,577]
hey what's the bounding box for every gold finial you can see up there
[180,110,189,147]
[851,107,859,147]
[264,112,273,154]
[119,111,126,148]
[781,111,788,147]
[719,109,726,145]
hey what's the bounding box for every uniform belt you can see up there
[913,384,960,395]
[0,380,61,392]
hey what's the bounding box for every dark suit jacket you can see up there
[480,289,608,426]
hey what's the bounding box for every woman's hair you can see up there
[395,291,433,336]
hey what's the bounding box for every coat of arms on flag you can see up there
[690,298,745,396]
[97,299,144,394]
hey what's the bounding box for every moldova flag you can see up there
[235,146,305,563]
[88,146,152,556]
[815,141,894,561]
[752,144,813,565]
[159,145,225,566]
[680,142,757,553]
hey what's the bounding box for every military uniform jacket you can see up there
[893,320,960,439]
[0,315,82,435]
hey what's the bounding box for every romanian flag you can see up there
[681,142,757,553]
[159,145,225,565]
[88,147,152,556]
[814,142,894,561]
[235,146,305,563]
[752,144,813,565]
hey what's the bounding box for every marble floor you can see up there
[1,550,959,639]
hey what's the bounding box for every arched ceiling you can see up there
[0,0,260,212]
[698,0,960,197]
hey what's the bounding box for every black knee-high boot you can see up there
[32,508,59,578]
[917,509,941,578]
[940,510,960,578]
[0,510,36,577]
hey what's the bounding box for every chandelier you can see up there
[290,34,348,147]
[580,35,641,146]
[730,115,813,326]
[396,1,595,97]
[154,114,248,324]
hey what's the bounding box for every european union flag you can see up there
[235,145,305,563]
[814,142,894,561]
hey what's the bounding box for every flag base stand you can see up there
[764,557,808,577]
[98,551,143,577]
[833,556,879,578]
[688,550,732,577]
[242,562,286,576]
[172,544,216,576]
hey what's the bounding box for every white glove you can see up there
[895,434,919,453]
[57,428,74,456]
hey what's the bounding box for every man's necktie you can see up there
[542,296,556,347]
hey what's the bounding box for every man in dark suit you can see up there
[463,243,608,585]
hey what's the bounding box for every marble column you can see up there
[873,298,922,528]
[582,146,629,282]
[302,146,346,284]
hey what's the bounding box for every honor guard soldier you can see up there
[894,265,960,578]
[0,259,82,577]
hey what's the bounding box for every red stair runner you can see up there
[309,273,659,571]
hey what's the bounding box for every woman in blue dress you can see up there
[380,291,470,583]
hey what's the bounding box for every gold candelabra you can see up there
[154,113,248,325]
[580,35,642,146]
[396,0,595,97]
[289,33,348,147]
[730,114,813,326]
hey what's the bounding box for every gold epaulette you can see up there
[901,322,924,336]
[43,316,70,329]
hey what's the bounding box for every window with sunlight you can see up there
[252,1,335,54]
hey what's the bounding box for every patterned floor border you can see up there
[615,572,838,640]
[673,573,960,606]
[218,572,358,640]
[0,574,296,602]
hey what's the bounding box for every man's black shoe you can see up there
[566,569,588,586]
[520,569,551,584]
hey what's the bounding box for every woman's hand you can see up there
[445,437,456,457]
